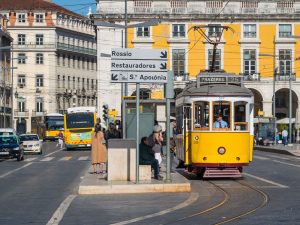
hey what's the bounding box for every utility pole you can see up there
[3,53,6,128]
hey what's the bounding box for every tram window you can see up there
[184,106,192,131]
[176,107,183,134]
[234,101,248,131]
[194,101,209,129]
[213,101,231,129]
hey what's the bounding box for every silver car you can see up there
[19,134,43,154]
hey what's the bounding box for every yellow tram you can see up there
[175,73,254,178]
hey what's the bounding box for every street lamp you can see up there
[259,53,277,145]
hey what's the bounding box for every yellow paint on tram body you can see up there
[185,132,253,164]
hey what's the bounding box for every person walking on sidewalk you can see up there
[282,129,288,146]
[91,123,107,174]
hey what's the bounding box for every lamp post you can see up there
[259,53,277,145]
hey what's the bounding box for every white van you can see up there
[0,128,17,136]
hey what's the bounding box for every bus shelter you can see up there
[254,117,276,145]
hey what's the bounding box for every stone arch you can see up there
[249,88,263,117]
[275,88,299,119]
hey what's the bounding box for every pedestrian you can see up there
[56,131,64,149]
[139,137,163,180]
[91,123,107,175]
[147,124,163,165]
[282,128,288,146]
[170,119,177,173]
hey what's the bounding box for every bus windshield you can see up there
[45,116,64,130]
[66,112,94,129]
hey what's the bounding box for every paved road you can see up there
[0,144,300,225]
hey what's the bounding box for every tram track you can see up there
[161,179,269,225]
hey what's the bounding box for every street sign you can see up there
[111,48,168,83]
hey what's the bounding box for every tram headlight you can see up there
[218,147,226,155]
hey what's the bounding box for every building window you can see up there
[172,49,185,77]
[63,55,66,66]
[35,14,44,23]
[87,79,90,90]
[68,76,71,89]
[36,98,43,112]
[18,98,26,112]
[137,27,150,37]
[208,49,221,71]
[77,57,81,69]
[73,77,76,89]
[18,74,26,87]
[279,24,292,38]
[244,24,257,38]
[63,76,65,88]
[36,53,44,64]
[36,34,44,45]
[243,49,256,75]
[73,56,76,68]
[18,53,26,64]
[57,75,60,88]
[208,25,221,38]
[279,49,292,75]
[172,24,185,37]
[18,13,26,23]
[77,77,80,89]
[36,74,44,87]
[68,56,70,67]
[91,79,94,90]
[18,34,26,45]
[82,58,85,69]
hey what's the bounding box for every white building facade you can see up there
[0,0,97,134]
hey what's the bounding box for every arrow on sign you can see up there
[160,63,167,70]
[111,74,118,81]
[160,51,168,59]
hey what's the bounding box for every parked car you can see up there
[19,134,42,155]
[0,134,24,161]
[0,128,16,136]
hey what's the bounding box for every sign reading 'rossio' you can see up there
[110,48,168,83]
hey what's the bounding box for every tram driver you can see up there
[214,114,228,128]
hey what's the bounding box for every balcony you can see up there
[275,73,296,81]
[13,43,56,49]
[241,73,260,81]
[56,42,97,56]
[14,109,29,117]
[32,110,47,117]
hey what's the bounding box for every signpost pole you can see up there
[136,83,140,184]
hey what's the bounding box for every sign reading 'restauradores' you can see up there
[111,48,168,83]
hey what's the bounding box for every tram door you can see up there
[183,105,192,164]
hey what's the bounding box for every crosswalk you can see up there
[20,155,90,162]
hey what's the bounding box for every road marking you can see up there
[0,163,33,179]
[24,157,37,162]
[44,148,64,157]
[59,157,72,161]
[244,173,289,188]
[78,156,89,161]
[268,155,290,160]
[272,159,300,168]
[46,194,76,225]
[41,157,54,162]
[253,156,269,160]
[110,192,199,225]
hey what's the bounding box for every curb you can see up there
[255,147,294,156]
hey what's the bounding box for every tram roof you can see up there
[177,83,253,98]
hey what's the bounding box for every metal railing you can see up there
[56,42,97,56]
[32,110,47,117]
[14,109,29,117]
[13,43,56,49]
[241,73,261,81]
[275,73,296,81]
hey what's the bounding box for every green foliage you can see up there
[277,124,288,132]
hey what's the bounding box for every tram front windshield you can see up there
[213,101,231,129]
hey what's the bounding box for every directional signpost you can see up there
[110,48,168,184]
[111,49,168,83]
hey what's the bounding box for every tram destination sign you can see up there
[111,48,168,83]
[197,74,243,86]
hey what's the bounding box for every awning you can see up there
[276,118,295,124]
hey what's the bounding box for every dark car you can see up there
[0,135,24,161]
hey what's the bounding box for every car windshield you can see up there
[0,132,14,136]
[20,135,39,142]
[0,136,18,146]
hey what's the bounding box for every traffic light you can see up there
[102,104,109,122]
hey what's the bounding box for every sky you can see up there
[52,0,97,16]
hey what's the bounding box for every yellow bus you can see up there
[64,107,97,150]
[44,113,64,141]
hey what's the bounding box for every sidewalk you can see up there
[255,143,300,157]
